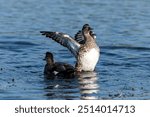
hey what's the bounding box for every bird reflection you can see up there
[77,71,100,100]
[43,71,100,100]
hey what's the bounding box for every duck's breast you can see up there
[80,48,100,71]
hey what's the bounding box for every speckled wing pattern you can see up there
[40,31,81,58]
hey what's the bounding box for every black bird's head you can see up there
[44,52,54,64]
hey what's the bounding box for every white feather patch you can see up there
[80,48,99,71]
[63,34,70,38]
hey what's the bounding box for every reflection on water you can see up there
[77,72,99,100]
[44,71,100,100]
[44,76,79,100]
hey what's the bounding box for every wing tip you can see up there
[40,31,47,35]
[40,31,55,37]
[40,31,49,34]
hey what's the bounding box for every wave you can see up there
[101,45,150,51]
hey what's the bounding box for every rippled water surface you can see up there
[0,0,150,100]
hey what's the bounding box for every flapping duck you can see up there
[41,24,100,72]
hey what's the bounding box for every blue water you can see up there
[0,0,150,100]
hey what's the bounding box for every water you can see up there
[0,0,150,100]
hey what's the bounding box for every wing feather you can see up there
[74,29,96,44]
[40,31,80,58]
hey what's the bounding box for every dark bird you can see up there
[44,52,75,78]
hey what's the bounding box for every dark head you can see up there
[44,52,54,64]
[82,24,93,34]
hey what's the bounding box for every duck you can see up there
[44,52,75,78]
[41,24,100,72]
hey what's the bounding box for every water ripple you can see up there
[101,45,150,51]
[0,0,150,100]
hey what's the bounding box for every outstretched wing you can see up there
[40,31,80,58]
[74,30,85,44]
